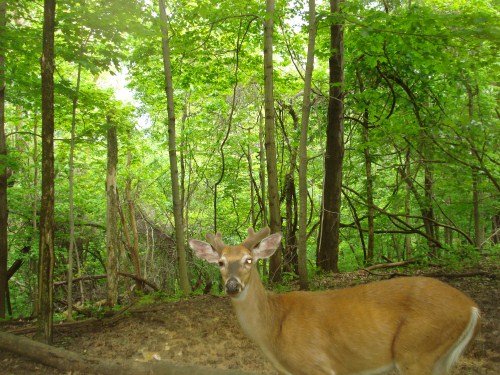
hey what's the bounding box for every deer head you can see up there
[189,227,281,298]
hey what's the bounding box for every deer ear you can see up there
[189,239,220,264]
[252,233,282,260]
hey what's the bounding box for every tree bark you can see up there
[36,0,56,344]
[280,104,298,275]
[67,61,82,321]
[362,108,375,264]
[297,0,316,290]
[0,0,8,319]
[31,117,39,317]
[126,149,142,291]
[259,111,267,229]
[317,0,344,273]
[159,0,190,295]
[264,0,282,283]
[0,331,261,375]
[106,115,119,306]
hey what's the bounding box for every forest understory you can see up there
[0,269,498,375]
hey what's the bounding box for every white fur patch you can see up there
[433,306,480,375]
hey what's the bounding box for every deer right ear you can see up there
[189,239,220,264]
[252,232,282,260]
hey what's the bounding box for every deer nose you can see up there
[226,277,241,296]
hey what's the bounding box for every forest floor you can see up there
[0,269,498,375]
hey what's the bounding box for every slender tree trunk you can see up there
[281,104,298,274]
[67,62,82,321]
[258,111,268,278]
[362,109,375,264]
[159,0,190,295]
[37,0,56,344]
[125,151,142,290]
[472,168,484,248]
[355,65,374,264]
[106,116,119,306]
[31,117,39,315]
[263,0,282,283]
[422,161,437,255]
[404,150,412,258]
[317,0,344,273]
[444,197,453,247]
[180,99,188,237]
[248,134,256,226]
[0,0,8,319]
[259,111,267,228]
[284,172,298,274]
[297,0,316,290]
[466,83,484,249]
[492,213,500,245]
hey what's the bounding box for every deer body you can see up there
[189,228,480,375]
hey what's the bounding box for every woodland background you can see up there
[0,0,498,345]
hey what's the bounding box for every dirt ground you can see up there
[0,272,498,375]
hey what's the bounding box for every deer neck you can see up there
[230,267,276,345]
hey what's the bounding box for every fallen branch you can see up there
[53,272,159,291]
[8,318,98,335]
[422,271,495,279]
[361,270,495,279]
[361,259,418,272]
[0,331,263,375]
[8,300,140,335]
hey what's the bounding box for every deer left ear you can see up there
[189,239,220,264]
[252,233,282,260]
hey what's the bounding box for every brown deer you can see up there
[189,227,480,375]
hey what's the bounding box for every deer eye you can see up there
[218,260,225,268]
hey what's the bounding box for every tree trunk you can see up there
[159,0,190,295]
[106,116,119,306]
[492,213,500,245]
[284,172,298,274]
[0,0,8,319]
[404,150,413,258]
[466,83,484,249]
[422,160,438,256]
[297,0,316,290]
[31,117,39,316]
[362,109,375,265]
[355,64,374,264]
[280,104,298,275]
[67,62,82,321]
[317,0,344,273]
[444,197,453,247]
[37,0,56,344]
[126,149,142,290]
[263,0,282,283]
[472,168,484,248]
[259,111,267,228]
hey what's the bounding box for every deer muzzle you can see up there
[225,277,242,296]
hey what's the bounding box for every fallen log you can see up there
[0,331,263,375]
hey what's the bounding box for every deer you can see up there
[189,227,481,375]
